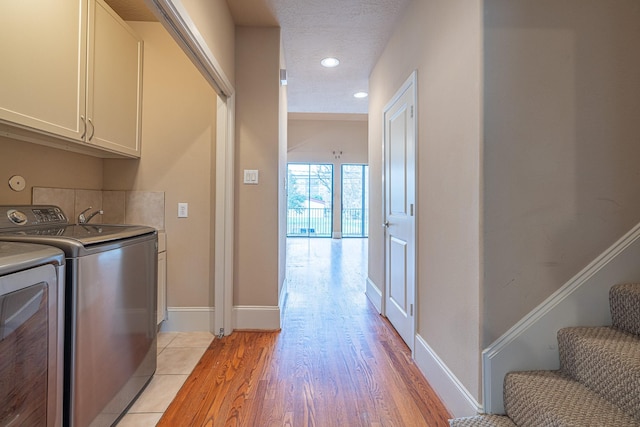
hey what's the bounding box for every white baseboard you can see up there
[160,306,214,332]
[161,305,282,332]
[233,305,281,330]
[332,232,342,239]
[365,277,382,313]
[415,334,482,418]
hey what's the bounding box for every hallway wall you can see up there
[483,0,640,345]
[234,26,283,310]
[180,0,235,87]
[368,0,483,412]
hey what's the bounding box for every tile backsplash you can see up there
[33,187,165,230]
[32,188,75,221]
[125,191,165,230]
[103,191,126,224]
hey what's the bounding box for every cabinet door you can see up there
[86,0,143,157]
[0,0,87,140]
[157,251,167,325]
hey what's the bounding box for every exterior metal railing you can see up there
[287,208,332,237]
[286,208,368,238]
[342,208,368,237]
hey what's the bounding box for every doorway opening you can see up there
[286,163,333,237]
[341,164,369,238]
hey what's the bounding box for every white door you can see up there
[384,72,416,350]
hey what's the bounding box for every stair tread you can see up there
[610,283,640,336]
[504,370,640,426]
[449,415,517,427]
[559,326,640,420]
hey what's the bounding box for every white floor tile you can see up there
[156,346,207,375]
[157,332,178,350]
[127,374,188,414]
[117,412,163,427]
[168,331,214,348]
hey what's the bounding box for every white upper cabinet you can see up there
[87,0,143,157]
[0,0,87,141]
[0,0,143,158]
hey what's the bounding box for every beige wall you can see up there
[179,0,235,87]
[288,113,368,236]
[369,0,483,401]
[0,136,103,204]
[234,26,282,307]
[483,1,640,344]
[103,22,217,308]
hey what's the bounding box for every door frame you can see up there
[144,0,235,336]
[214,94,235,336]
[382,71,418,351]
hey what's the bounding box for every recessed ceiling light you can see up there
[353,92,368,99]
[321,57,340,68]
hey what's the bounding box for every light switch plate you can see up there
[178,202,188,218]
[244,169,259,185]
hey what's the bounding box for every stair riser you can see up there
[609,283,640,336]
[558,327,640,420]
[504,371,639,427]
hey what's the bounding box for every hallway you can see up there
[157,238,451,426]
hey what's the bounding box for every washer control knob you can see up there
[7,209,28,225]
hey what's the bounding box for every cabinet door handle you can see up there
[87,118,95,141]
[80,115,87,139]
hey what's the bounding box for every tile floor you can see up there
[116,331,214,426]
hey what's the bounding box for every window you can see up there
[341,164,368,237]
[287,163,333,237]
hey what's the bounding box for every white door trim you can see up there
[214,94,235,336]
[382,71,418,351]
[143,0,233,98]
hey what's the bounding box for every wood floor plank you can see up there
[158,239,452,426]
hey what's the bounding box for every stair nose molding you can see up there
[482,220,640,414]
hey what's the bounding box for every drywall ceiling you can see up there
[106,0,411,114]
[228,0,410,114]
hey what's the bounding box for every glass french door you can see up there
[287,163,333,237]
[341,164,369,237]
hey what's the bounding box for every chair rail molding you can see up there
[483,220,640,414]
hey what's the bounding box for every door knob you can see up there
[383,221,389,228]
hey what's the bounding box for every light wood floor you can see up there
[158,238,451,426]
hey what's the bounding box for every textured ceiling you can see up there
[229,0,411,114]
[107,0,411,114]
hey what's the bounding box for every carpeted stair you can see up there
[450,283,640,427]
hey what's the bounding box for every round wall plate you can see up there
[8,175,26,192]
